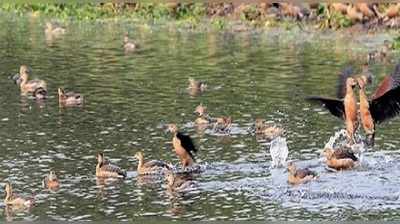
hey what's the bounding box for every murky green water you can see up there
[0,14,400,221]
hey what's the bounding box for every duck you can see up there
[355,3,377,19]
[42,171,60,190]
[4,183,34,207]
[384,3,400,19]
[346,4,363,22]
[323,147,358,170]
[58,88,83,107]
[307,66,359,144]
[14,65,47,95]
[165,171,195,192]
[123,33,137,52]
[194,104,212,125]
[254,118,285,139]
[213,116,232,133]
[96,152,127,178]
[33,87,48,100]
[287,162,317,185]
[188,78,207,92]
[331,3,348,14]
[356,62,400,146]
[368,40,392,62]
[134,151,172,175]
[167,124,197,168]
[45,22,66,36]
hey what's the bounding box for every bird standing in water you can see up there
[167,124,197,168]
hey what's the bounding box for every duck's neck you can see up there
[137,157,144,170]
[5,190,12,201]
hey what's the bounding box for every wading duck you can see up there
[13,65,47,95]
[254,118,285,139]
[42,171,60,190]
[167,124,197,168]
[356,62,400,146]
[96,152,127,178]
[165,171,195,192]
[58,88,83,107]
[123,33,137,52]
[45,22,65,36]
[4,183,34,207]
[134,151,172,175]
[287,162,317,185]
[194,104,211,125]
[323,147,358,170]
[307,66,359,144]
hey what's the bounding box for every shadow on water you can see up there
[0,14,400,221]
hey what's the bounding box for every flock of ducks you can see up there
[4,21,400,211]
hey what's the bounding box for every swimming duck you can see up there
[356,62,400,146]
[307,66,359,144]
[45,22,66,36]
[4,183,34,207]
[134,151,172,175]
[213,116,232,133]
[165,171,195,192]
[42,171,60,190]
[14,65,47,95]
[287,162,317,185]
[33,87,48,100]
[96,152,127,178]
[188,78,207,92]
[323,147,358,170]
[254,118,285,139]
[123,33,137,52]
[194,104,211,125]
[58,88,83,107]
[167,124,197,168]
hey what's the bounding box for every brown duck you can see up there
[134,151,172,175]
[167,124,197,168]
[287,162,317,185]
[96,152,127,178]
[58,88,83,107]
[4,183,34,207]
[323,147,358,170]
[42,171,60,191]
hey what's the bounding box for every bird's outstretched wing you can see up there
[306,96,345,119]
[370,86,400,124]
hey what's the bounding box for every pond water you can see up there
[0,14,400,221]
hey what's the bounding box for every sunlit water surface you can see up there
[0,14,399,221]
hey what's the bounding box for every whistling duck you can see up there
[45,22,66,36]
[165,171,195,192]
[331,3,348,14]
[4,183,34,207]
[279,3,304,19]
[323,147,358,170]
[194,104,211,125]
[58,88,83,106]
[167,124,197,168]
[213,116,232,133]
[307,66,359,144]
[42,171,60,190]
[254,118,285,139]
[346,4,363,22]
[123,33,137,52]
[188,78,207,91]
[14,65,47,95]
[356,62,400,146]
[385,3,400,19]
[287,162,317,185]
[355,3,377,19]
[134,151,172,175]
[96,152,127,178]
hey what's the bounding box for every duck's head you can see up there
[194,104,207,116]
[4,182,12,195]
[45,22,53,30]
[58,88,65,98]
[96,152,105,164]
[167,123,178,134]
[48,171,58,181]
[18,65,30,83]
[134,152,144,161]
[255,118,266,129]
[346,77,358,89]
[323,148,334,159]
[287,161,297,174]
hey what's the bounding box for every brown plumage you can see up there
[4,183,34,207]
[42,171,60,191]
[385,3,400,19]
[188,78,207,91]
[307,66,358,144]
[254,118,284,139]
[323,147,358,170]
[123,33,137,52]
[194,104,211,125]
[346,4,363,22]
[134,151,172,175]
[96,152,127,178]
[287,162,317,185]
[355,3,376,19]
[165,171,195,192]
[14,65,47,95]
[58,88,83,107]
[331,3,348,14]
[213,116,232,133]
[167,124,197,168]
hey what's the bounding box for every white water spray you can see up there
[269,136,288,168]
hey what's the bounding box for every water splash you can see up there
[269,137,288,168]
[324,129,347,150]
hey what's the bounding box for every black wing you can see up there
[295,168,316,178]
[335,148,358,161]
[176,132,197,161]
[372,63,400,99]
[336,66,354,99]
[370,86,400,124]
[306,96,345,119]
